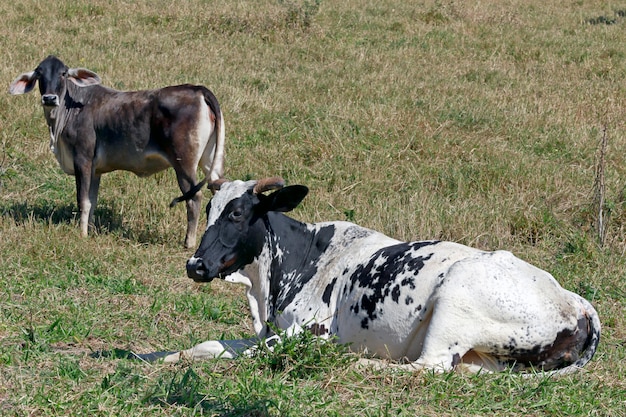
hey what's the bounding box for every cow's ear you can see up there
[67,68,101,87]
[9,71,37,95]
[258,185,309,213]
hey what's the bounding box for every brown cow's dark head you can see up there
[9,55,101,108]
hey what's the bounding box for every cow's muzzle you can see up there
[186,254,238,283]
[41,94,59,106]
[186,257,214,283]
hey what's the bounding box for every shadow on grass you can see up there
[94,351,274,415]
[0,200,169,245]
[142,368,274,417]
[2,200,122,231]
[90,349,176,362]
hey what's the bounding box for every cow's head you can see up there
[186,177,308,282]
[9,55,101,108]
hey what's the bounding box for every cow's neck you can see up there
[44,101,60,154]
[44,89,74,153]
[245,211,329,332]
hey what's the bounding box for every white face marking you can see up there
[206,180,257,229]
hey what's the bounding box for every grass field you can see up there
[1,0,625,415]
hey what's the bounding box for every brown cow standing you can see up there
[9,55,225,247]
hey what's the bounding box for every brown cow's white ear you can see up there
[9,71,37,95]
[67,68,101,87]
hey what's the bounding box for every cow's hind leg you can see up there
[173,172,202,248]
[405,296,503,373]
[184,191,201,249]
[359,358,497,374]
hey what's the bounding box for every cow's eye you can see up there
[230,209,243,221]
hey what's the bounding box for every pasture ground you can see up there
[1,0,625,415]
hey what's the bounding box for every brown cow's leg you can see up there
[88,174,101,232]
[174,170,201,248]
[184,190,202,248]
[74,161,93,238]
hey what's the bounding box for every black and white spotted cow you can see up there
[160,177,600,374]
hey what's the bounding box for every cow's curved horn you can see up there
[253,177,285,194]
[208,177,229,193]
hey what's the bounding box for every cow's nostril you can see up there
[186,258,200,271]
[41,95,58,106]
[186,257,208,280]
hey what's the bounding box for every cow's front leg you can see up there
[88,174,101,230]
[74,159,94,237]
[161,338,262,362]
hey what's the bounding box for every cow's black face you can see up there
[186,179,308,283]
[35,55,68,107]
[186,188,265,282]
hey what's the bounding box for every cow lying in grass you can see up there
[151,177,600,374]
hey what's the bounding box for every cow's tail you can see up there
[551,295,601,376]
[169,178,208,207]
[169,87,225,207]
[203,87,225,181]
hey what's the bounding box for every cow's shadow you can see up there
[3,199,121,231]
[2,200,169,245]
[141,366,272,415]
[91,349,271,415]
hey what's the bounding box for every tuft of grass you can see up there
[252,328,356,379]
